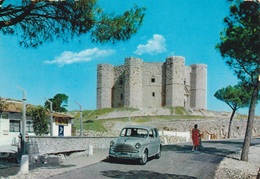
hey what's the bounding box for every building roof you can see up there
[0,98,73,119]
[0,99,24,113]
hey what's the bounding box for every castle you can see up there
[97,56,207,110]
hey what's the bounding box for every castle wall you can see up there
[165,56,185,107]
[96,64,114,109]
[184,66,192,108]
[124,58,143,108]
[112,66,125,108]
[142,62,165,108]
[190,64,207,109]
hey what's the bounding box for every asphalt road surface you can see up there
[48,138,260,179]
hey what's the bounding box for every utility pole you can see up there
[75,101,83,136]
[45,98,53,136]
[17,85,26,154]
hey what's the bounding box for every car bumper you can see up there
[109,151,141,160]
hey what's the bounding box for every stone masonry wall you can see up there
[97,64,114,109]
[27,136,117,155]
[142,62,165,107]
[190,64,207,109]
[112,65,125,108]
[124,58,143,108]
[165,56,185,107]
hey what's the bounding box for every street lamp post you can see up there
[45,98,53,136]
[75,101,83,136]
[17,85,26,154]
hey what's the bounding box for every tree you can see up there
[0,97,9,118]
[216,0,260,161]
[0,0,146,48]
[45,93,68,112]
[28,106,49,136]
[214,84,251,138]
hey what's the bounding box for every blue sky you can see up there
[0,0,259,115]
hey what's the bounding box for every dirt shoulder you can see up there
[214,144,260,179]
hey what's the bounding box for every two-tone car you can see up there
[109,125,162,165]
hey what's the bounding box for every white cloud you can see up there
[44,48,115,67]
[134,34,167,55]
[167,51,175,57]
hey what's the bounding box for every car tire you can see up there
[108,156,116,163]
[155,145,161,159]
[139,149,148,165]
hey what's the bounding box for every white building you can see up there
[0,98,73,146]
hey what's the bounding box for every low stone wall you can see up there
[27,136,117,155]
[26,134,188,156]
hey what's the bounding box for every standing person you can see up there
[192,124,200,151]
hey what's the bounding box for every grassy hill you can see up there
[68,107,260,139]
[70,107,236,133]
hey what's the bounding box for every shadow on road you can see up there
[0,165,20,178]
[162,140,242,158]
[0,162,76,178]
[103,157,146,165]
[101,170,197,179]
[29,163,76,170]
[162,144,192,152]
[202,140,243,146]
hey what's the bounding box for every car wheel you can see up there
[155,146,161,159]
[139,149,148,165]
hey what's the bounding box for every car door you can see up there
[153,128,161,153]
[148,129,157,155]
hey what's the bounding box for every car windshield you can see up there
[120,128,148,138]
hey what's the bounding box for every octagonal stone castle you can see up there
[97,56,207,110]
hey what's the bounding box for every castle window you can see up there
[152,92,155,97]
[151,78,155,83]
[119,78,123,85]
[120,93,124,100]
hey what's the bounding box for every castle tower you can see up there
[124,58,143,108]
[96,64,114,109]
[165,56,185,107]
[190,64,207,109]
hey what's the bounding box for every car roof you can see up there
[122,125,156,130]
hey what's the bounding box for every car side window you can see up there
[149,129,154,138]
[120,128,131,136]
[120,128,126,136]
[126,129,132,136]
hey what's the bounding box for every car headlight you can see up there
[110,141,115,147]
[135,143,141,149]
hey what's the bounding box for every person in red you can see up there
[192,124,200,151]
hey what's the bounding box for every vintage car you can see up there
[109,125,162,165]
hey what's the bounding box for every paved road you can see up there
[47,138,260,179]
